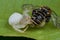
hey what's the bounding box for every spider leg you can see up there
[12,25,29,33]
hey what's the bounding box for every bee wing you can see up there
[22,4,34,16]
[51,11,60,27]
[22,4,34,10]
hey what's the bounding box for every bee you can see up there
[31,6,51,27]
[31,6,60,27]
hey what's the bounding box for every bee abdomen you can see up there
[31,9,44,24]
[31,6,51,25]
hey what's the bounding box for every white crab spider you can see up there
[9,4,60,33]
[8,9,31,33]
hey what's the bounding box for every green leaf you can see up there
[0,0,60,40]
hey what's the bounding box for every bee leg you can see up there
[46,16,51,22]
[40,20,46,27]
